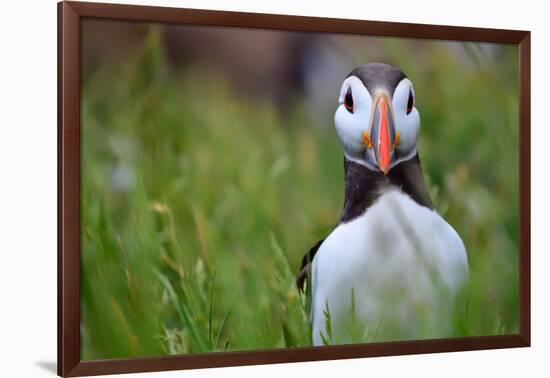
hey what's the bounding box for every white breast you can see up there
[311,189,468,345]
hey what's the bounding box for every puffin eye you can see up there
[344,87,354,113]
[406,90,414,114]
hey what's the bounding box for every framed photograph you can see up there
[58,1,530,376]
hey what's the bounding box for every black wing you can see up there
[296,239,325,292]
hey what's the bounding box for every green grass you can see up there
[81,28,519,359]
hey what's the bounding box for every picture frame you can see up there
[58,1,531,376]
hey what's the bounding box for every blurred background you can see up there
[80,19,519,360]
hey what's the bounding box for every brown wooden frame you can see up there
[58,1,531,376]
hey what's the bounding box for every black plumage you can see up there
[297,154,433,291]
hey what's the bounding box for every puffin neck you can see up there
[340,154,434,224]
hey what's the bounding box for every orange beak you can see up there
[377,97,391,175]
[366,94,396,175]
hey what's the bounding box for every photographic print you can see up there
[58,2,530,376]
[80,19,519,358]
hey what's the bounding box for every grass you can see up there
[80,28,519,359]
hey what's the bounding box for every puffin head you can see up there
[334,63,420,175]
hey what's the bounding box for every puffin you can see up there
[297,63,468,345]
